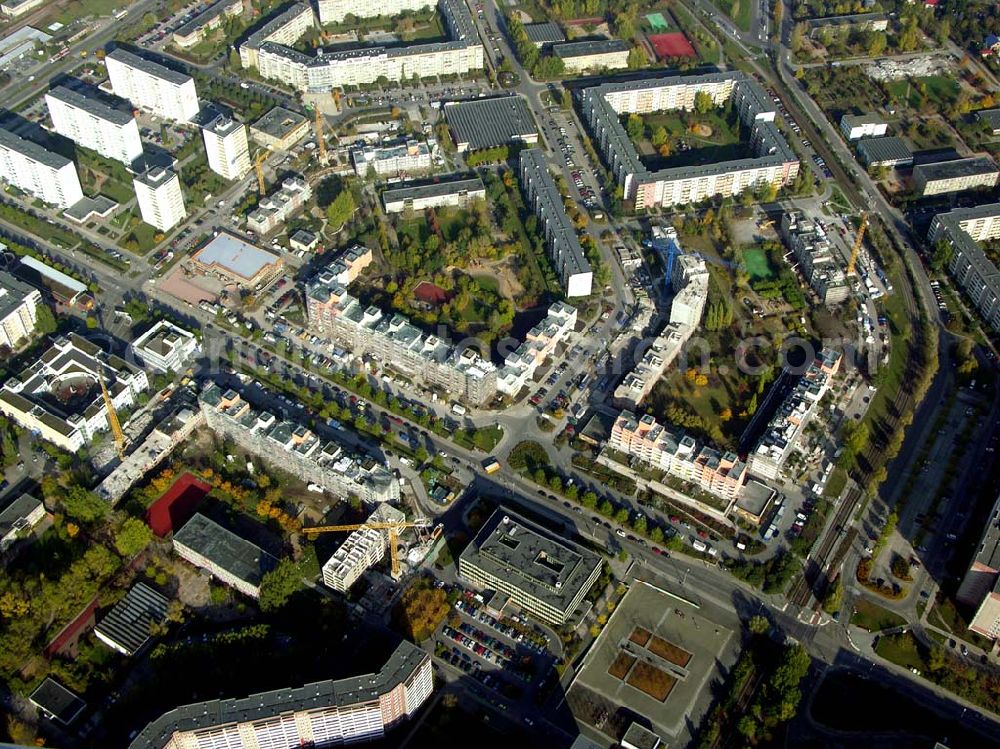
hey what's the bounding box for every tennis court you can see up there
[743,247,775,281]
[649,32,696,59]
[646,11,669,31]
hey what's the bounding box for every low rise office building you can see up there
[127,641,433,749]
[250,106,310,150]
[382,176,485,213]
[808,12,888,37]
[552,39,629,73]
[94,583,170,656]
[321,503,405,592]
[839,113,888,141]
[351,138,431,177]
[45,85,144,166]
[609,410,746,502]
[0,0,43,17]
[780,211,850,305]
[0,334,148,452]
[130,320,199,373]
[0,127,84,209]
[518,148,593,297]
[927,204,1000,331]
[498,302,577,396]
[0,271,42,351]
[246,176,311,235]
[747,350,842,480]
[458,508,602,626]
[856,135,913,168]
[134,166,187,232]
[0,493,45,552]
[105,48,200,123]
[200,383,400,504]
[524,21,565,47]
[913,156,999,196]
[173,513,277,599]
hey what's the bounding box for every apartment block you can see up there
[0,271,41,350]
[613,228,708,410]
[458,508,602,626]
[105,48,200,122]
[581,72,798,210]
[552,39,629,73]
[913,156,999,197]
[172,0,243,48]
[200,382,400,504]
[498,302,577,396]
[609,410,746,502]
[352,138,432,177]
[202,112,251,181]
[780,211,850,306]
[927,204,1000,332]
[0,127,83,209]
[133,167,187,232]
[318,0,429,23]
[0,334,148,452]
[241,0,482,91]
[382,176,485,213]
[958,492,1000,640]
[839,113,888,141]
[313,244,373,288]
[0,0,43,17]
[518,148,593,297]
[747,350,842,480]
[130,320,200,373]
[128,641,433,749]
[173,513,277,599]
[247,175,311,235]
[321,503,405,592]
[45,85,143,166]
[305,279,497,404]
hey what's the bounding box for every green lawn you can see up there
[886,76,960,110]
[850,598,906,632]
[715,0,753,32]
[57,0,120,24]
[874,632,927,673]
[927,595,994,651]
[743,247,775,281]
[824,467,848,499]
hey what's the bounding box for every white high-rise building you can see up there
[0,127,84,209]
[133,167,186,232]
[45,86,144,166]
[202,112,251,180]
[105,48,200,123]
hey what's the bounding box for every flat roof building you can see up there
[839,113,888,141]
[202,112,251,181]
[458,508,602,625]
[977,108,1000,136]
[351,138,431,177]
[0,127,84,209]
[172,0,243,48]
[808,12,888,37]
[173,513,278,599]
[444,95,539,152]
[322,503,405,592]
[780,210,850,305]
[131,320,200,373]
[133,166,187,232]
[45,84,144,166]
[552,39,630,73]
[0,333,148,452]
[190,231,284,288]
[519,148,592,297]
[0,0,43,17]
[105,48,200,123]
[523,21,565,46]
[0,270,42,351]
[29,678,85,726]
[247,176,311,235]
[856,135,913,168]
[127,641,433,749]
[249,106,310,150]
[914,156,999,196]
[94,583,171,656]
[382,175,485,213]
[959,492,1000,640]
[0,492,45,552]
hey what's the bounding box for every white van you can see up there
[451,403,467,416]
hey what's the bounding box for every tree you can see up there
[114,517,152,558]
[560,88,572,110]
[582,491,598,508]
[327,187,356,228]
[931,239,953,272]
[651,125,669,148]
[614,507,630,525]
[748,615,769,634]
[627,46,646,69]
[694,90,714,114]
[626,113,644,140]
[258,559,303,612]
[34,304,57,335]
[632,515,647,535]
[62,484,108,524]
[822,578,843,614]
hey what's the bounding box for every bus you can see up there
[481,457,501,474]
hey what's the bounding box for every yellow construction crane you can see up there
[254,150,268,195]
[314,108,327,163]
[98,369,125,460]
[304,519,434,578]
[847,211,869,276]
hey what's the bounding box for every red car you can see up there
[651,547,662,556]
[697,529,708,539]
[669,515,680,524]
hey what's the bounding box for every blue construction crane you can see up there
[644,228,732,289]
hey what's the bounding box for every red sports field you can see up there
[146,472,210,536]
[649,33,696,59]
